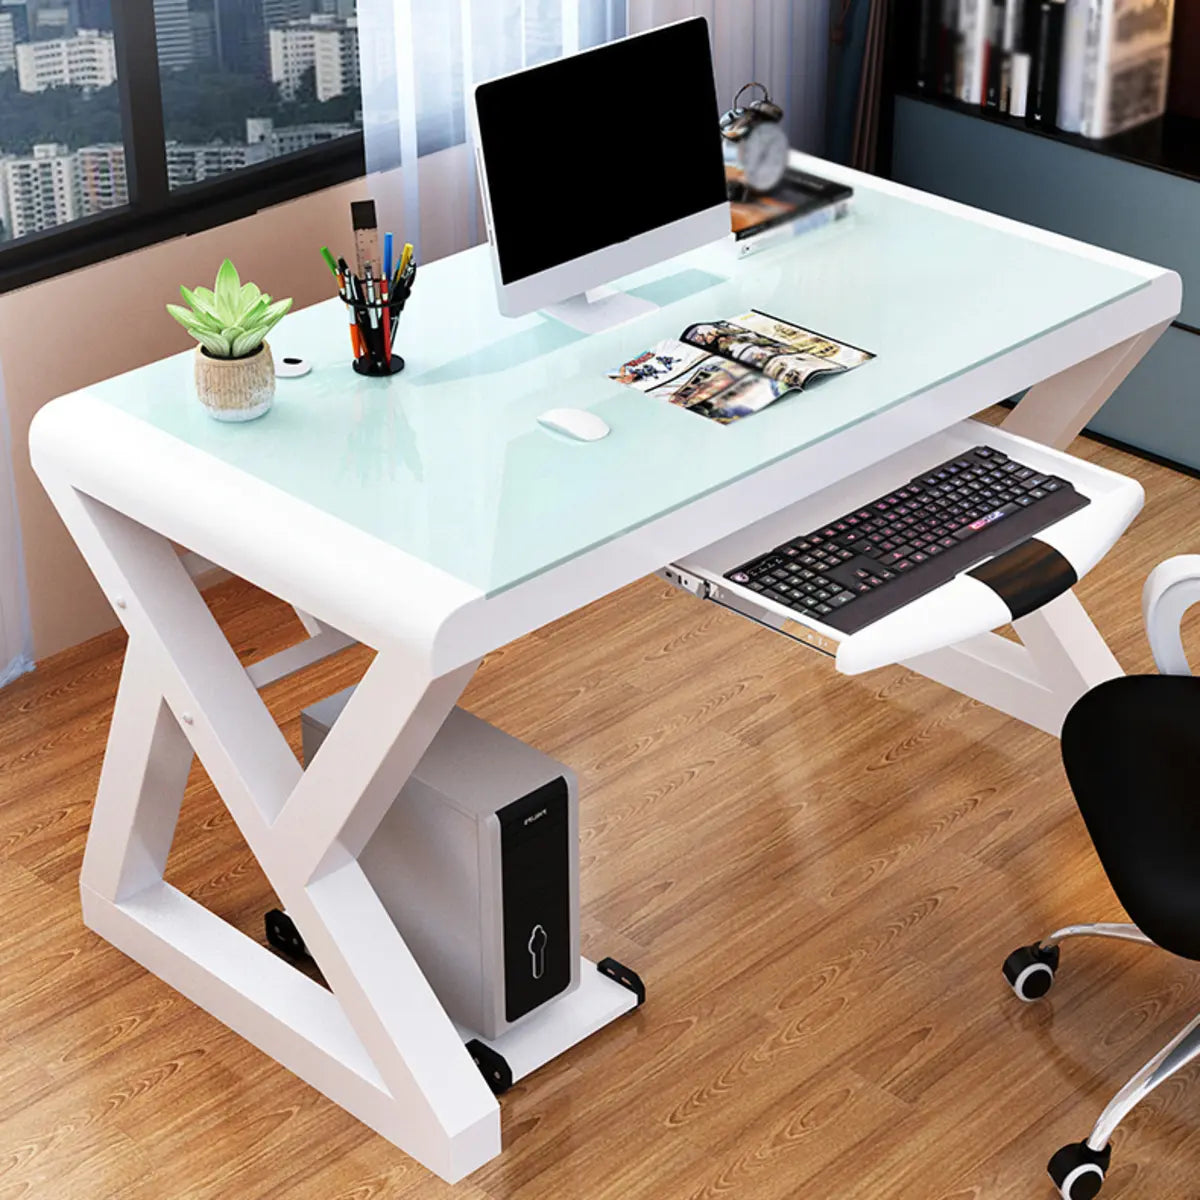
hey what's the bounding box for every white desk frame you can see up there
[31,169,1180,1183]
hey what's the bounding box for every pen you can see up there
[363,265,381,369]
[320,246,340,278]
[396,242,413,288]
[381,279,392,366]
[383,232,394,286]
[339,273,363,358]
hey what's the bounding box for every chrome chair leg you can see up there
[1002,923,1199,1198]
[1085,1009,1200,1152]
[1042,923,1154,950]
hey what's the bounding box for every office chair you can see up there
[1001,556,1200,1200]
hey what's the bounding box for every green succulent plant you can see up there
[167,258,293,359]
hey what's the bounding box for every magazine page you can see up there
[680,310,873,391]
[608,340,789,424]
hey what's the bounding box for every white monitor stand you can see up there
[541,286,660,334]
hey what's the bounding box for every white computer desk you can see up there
[30,153,1180,1184]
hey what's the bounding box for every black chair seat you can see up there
[1062,675,1200,962]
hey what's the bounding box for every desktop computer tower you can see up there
[301,689,580,1040]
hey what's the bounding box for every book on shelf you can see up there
[984,0,1007,109]
[916,0,940,90]
[1027,0,1066,127]
[1080,0,1176,138]
[1056,0,1090,131]
[912,0,1176,138]
[939,0,960,94]
[958,0,991,103]
[1167,0,1199,119]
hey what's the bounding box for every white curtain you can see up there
[628,0,828,155]
[0,366,32,689]
[360,0,827,261]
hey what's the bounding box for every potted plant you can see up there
[167,259,293,422]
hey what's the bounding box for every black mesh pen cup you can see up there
[350,290,410,377]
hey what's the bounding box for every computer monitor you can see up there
[472,18,731,332]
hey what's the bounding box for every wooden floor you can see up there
[3,421,1200,1200]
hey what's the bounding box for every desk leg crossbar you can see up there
[52,485,506,1183]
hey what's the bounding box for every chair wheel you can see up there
[1048,1140,1110,1199]
[1002,942,1060,1001]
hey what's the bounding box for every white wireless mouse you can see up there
[537,407,611,442]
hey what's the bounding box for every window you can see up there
[0,0,364,293]
[159,0,362,190]
[0,4,125,244]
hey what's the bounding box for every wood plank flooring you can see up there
[2,420,1200,1198]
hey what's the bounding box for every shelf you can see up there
[897,90,1200,186]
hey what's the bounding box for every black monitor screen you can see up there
[475,19,729,285]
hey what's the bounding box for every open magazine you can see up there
[608,309,874,425]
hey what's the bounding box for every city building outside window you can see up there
[0,0,364,291]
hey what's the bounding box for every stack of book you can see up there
[913,0,1177,139]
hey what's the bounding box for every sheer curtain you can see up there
[0,367,32,689]
[628,1,828,155]
[360,1,828,262]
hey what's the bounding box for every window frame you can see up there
[0,0,365,296]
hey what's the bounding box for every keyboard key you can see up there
[829,591,856,607]
[954,503,1019,538]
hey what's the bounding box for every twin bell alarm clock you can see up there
[719,81,789,197]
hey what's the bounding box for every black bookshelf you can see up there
[896,88,1200,187]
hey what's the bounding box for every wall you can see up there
[1,143,483,661]
[892,96,1200,470]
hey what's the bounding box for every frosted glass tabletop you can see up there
[81,161,1152,595]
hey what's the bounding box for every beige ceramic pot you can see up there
[194,342,275,422]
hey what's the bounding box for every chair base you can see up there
[1003,922,1200,1196]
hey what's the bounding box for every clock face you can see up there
[742,123,789,193]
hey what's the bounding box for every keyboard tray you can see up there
[663,419,1142,675]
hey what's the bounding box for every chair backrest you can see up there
[1143,556,1200,676]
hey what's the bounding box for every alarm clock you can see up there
[720,82,789,196]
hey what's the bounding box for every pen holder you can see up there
[349,290,409,377]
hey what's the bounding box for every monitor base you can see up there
[542,286,659,334]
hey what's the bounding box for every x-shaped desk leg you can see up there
[906,325,1168,734]
[55,485,500,1183]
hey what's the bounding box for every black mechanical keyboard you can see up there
[724,445,1089,635]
